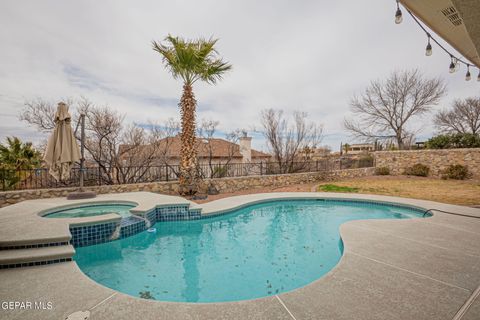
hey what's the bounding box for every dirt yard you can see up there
[192,182,318,203]
[316,176,480,206]
[193,176,480,206]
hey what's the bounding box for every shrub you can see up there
[404,163,430,177]
[455,133,480,148]
[441,164,470,180]
[426,133,480,149]
[358,154,374,167]
[375,167,390,175]
[425,134,451,149]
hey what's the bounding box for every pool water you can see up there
[45,204,134,218]
[74,200,425,302]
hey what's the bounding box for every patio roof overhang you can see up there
[400,0,480,68]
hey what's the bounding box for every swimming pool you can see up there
[45,203,135,218]
[74,199,426,302]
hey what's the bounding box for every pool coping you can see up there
[0,192,195,246]
[0,191,480,319]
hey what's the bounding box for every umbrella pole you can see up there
[67,112,96,200]
[79,113,85,192]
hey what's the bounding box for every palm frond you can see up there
[152,35,231,85]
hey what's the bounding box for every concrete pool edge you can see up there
[1,192,480,319]
[1,191,453,248]
[38,200,139,217]
[199,192,480,218]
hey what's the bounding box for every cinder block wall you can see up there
[374,148,480,178]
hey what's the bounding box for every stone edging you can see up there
[0,167,375,207]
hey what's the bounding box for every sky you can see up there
[0,0,478,153]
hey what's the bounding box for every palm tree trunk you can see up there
[179,83,198,195]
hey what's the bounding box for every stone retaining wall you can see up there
[374,148,480,178]
[0,167,374,207]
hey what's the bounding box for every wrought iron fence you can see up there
[1,157,374,191]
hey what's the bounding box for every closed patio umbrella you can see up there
[44,102,81,181]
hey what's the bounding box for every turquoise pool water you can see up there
[45,204,134,218]
[74,200,426,302]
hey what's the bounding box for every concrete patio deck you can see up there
[0,192,479,319]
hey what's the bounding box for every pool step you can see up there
[0,245,75,269]
[0,239,71,251]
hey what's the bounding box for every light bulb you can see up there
[425,43,432,56]
[466,71,471,81]
[395,8,403,24]
[449,60,456,73]
[477,70,480,82]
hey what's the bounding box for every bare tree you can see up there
[117,118,182,182]
[147,118,180,163]
[260,109,323,173]
[19,97,176,184]
[20,97,75,132]
[114,123,172,184]
[344,69,446,149]
[434,97,480,135]
[197,119,244,178]
[75,99,124,184]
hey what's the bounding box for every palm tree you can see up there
[0,137,41,169]
[152,35,231,195]
[0,137,41,190]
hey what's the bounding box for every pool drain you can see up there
[65,310,90,320]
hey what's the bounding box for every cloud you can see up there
[0,0,478,152]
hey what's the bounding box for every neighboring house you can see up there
[344,143,374,154]
[298,146,331,160]
[119,134,270,166]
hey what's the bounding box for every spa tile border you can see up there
[70,222,117,247]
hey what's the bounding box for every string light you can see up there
[425,35,432,56]
[395,0,403,24]
[395,1,479,82]
[465,65,471,81]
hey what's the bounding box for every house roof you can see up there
[348,143,374,147]
[400,0,480,67]
[119,136,270,159]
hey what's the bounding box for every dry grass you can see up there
[191,176,480,206]
[317,176,480,206]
